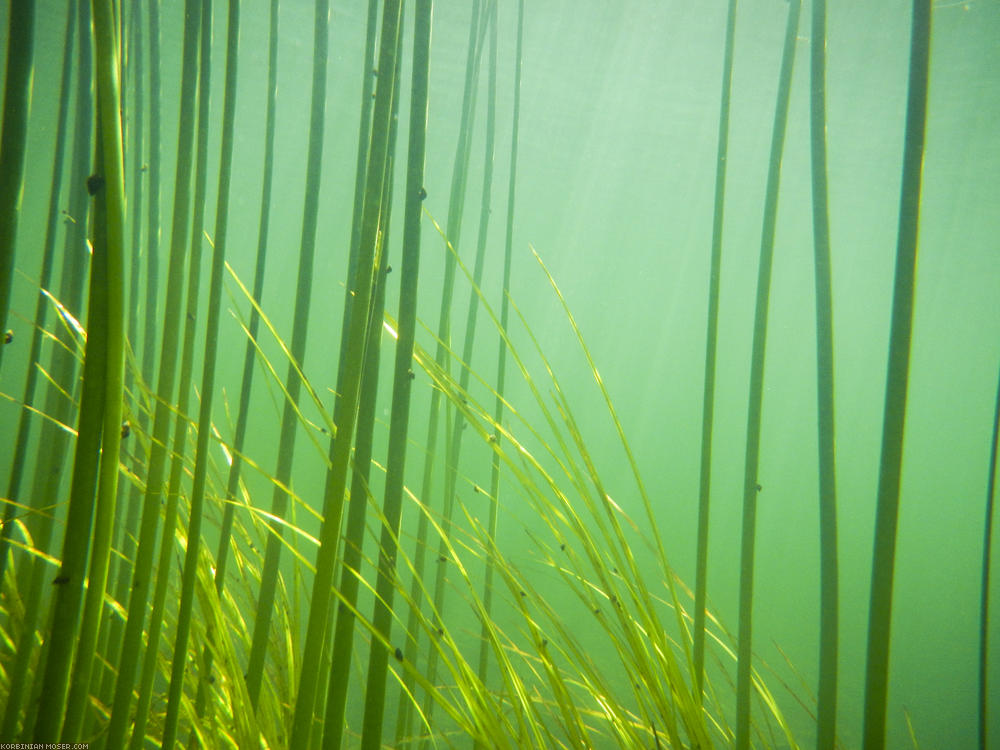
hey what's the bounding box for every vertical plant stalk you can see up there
[322,22,403,750]
[0,0,74,583]
[161,1,240,746]
[427,0,497,716]
[0,0,34,374]
[809,0,840,748]
[400,4,487,740]
[1,4,92,735]
[126,0,214,743]
[476,0,523,692]
[861,3,930,748]
[198,0,279,721]
[354,2,431,748]
[243,0,329,705]
[287,2,402,743]
[981,368,1000,750]
[99,0,146,720]
[61,0,130,733]
[33,0,128,732]
[693,0,736,700]
[734,2,800,748]
[104,1,202,746]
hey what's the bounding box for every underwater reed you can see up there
[734,2,800,747]
[0,0,34,373]
[808,1,840,748]
[861,3,931,748]
[693,0,736,702]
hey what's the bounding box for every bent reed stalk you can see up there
[734,1,800,748]
[861,3,931,749]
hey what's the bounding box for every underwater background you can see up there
[1,0,999,748]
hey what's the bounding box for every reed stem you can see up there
[0,0,34,374]
[734,2,800,747]
[693,0,736,700]
[861,3,930,748]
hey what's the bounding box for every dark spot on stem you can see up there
[394,647,403,662]
[53,574,70,585]
[418,187,427,201]
[121,421,131,439]
[4,329,12,344]
[86,173,105,196]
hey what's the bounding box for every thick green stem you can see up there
[861,3,931,748]
[354,3,431,748]
[809,0,840,747]
[287,2,401,745]
[980,368,1000,750]
[734,2,800,748]
[244,0,329,706]
[476,0,523,693]
[103,1,201,746]
[61,0,128,735]
[161,2,239,746]
[693,0,736,700]
[0,0,35,374]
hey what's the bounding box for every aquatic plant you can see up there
[1,2,994,750]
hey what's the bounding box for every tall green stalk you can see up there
[861,4,931,748]
[33,0,128,734]
[400,3,486,740]
[0,0,74,584]
[1,5,91,735]
[198,0,279,721]
[61,0,130,732]
[243,0,329,705]
[981,367,1000,750]
[733,2,800,748]
[287,3,402,744]
[693,0,736,700]
[322,21,403,750]
[354,3,431,747]
[127,0,214,743]
[104,1,202,746]
[161,2,239,746]
[809,0,840,747]
[0,0,34,374]
[476,0,524,694]
[426,0,496,722]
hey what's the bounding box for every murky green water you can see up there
[1,1,998,748]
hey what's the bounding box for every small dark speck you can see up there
[372,68,378,77]
[418,187,427,201]
[208,675,215,684]
[437,627,444,636]
[53,574,70,585]
[140,164,148,173]
[385,265,392,274]
[394,647,403,662]
[755,483,762,492]
[407,369,415,380]
[560,544,566,551]
[473,485,480,494]
[4,329,12,344]
[593,608,601,615]
[519,590,526,597]
[320,427,329,434]
[187,312,195,322]
[541,639,548,648]
[86,173,105,196]
[121,421,131,439]
[437,555,447,563]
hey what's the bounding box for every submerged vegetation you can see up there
[0,1,996,749]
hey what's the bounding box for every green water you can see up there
[1,0,998,748]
